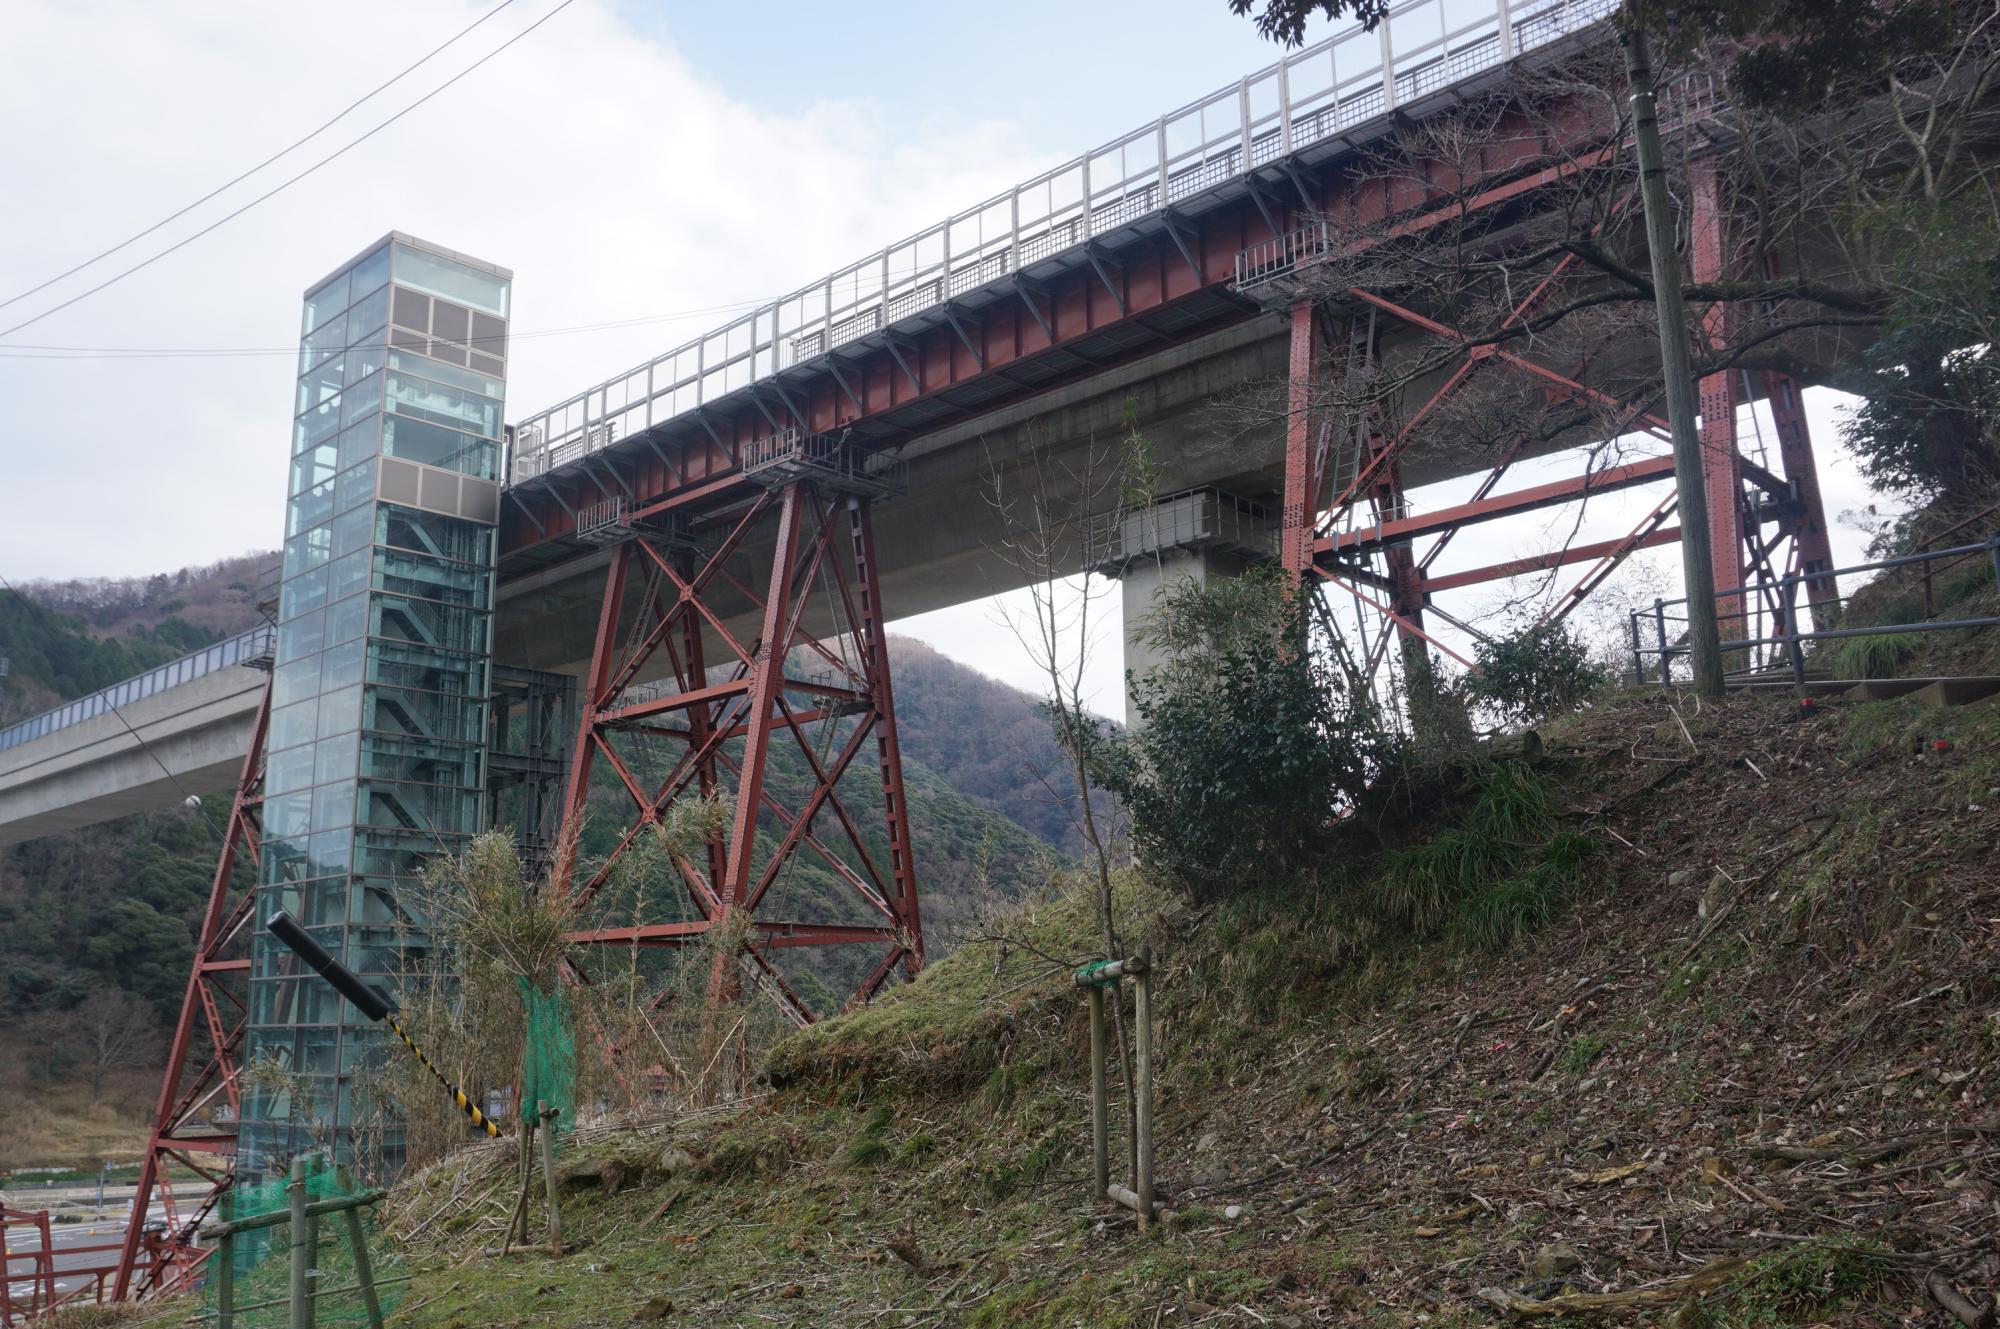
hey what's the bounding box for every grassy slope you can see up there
[1811,544,1999,680]
[361,688,2000,1328]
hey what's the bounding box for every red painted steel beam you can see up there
[1545,496,1682,625]
[1762,369,1839,623]
[1316,568,1477,670]
[1317,454,1677,555]
[600,676,752,726]
[1424,528,1685,591]
[847,496,922,971]
[1690,155,1747,615]
[1282,299,1318,577]
[500,110,1634,567]
[568,921,898,948]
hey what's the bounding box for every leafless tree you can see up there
[981,424,1152,1183]
[982,431,1128,958]
[68,988,157,1103]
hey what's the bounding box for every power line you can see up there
[0,0,578,342]
[0,0,521,316]
[0,256,952,361]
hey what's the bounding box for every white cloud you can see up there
[0,0,1047,580]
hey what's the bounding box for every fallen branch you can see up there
[1750,1121,2000,1167]
[1477,1257,1748,1317]
[1925,1269,1997,1329]
[1525,981,1611,1082]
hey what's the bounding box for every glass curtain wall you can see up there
[241,235,511,1177]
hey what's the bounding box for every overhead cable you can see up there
[0,0,578,342]
[0,0,521,315]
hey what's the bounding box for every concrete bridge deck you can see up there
[0,630,271,847]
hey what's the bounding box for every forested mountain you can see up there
[0,558,266,726]
[889,640,1086,851]
[0,555,1079,1040]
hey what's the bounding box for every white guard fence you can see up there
[507,0,1618,484]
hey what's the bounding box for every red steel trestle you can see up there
[1258,143,1839,690]
[553,476,922,1027]
[110,682,271,1303]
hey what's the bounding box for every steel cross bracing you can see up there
[107,684,271,1305]
[494,2,1631,583]
[552,463,922,1027]
[1258,165,1839,692]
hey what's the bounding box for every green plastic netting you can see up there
[518,978,575,1133]
[200,1155,407,1327]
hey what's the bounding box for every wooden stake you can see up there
[538,1102,563,1257]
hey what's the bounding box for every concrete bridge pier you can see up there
[1094,488,1276,722]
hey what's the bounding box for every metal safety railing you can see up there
[505,0,1620,485]
[0,624,276,756]
[739,428,908,494]
[1918,503,2000,618]
[1084,488,1276,574]
[1631,535,2000,687]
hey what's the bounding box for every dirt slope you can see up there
[368,689,1999,1328]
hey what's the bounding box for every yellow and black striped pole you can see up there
[267,911,502,1138]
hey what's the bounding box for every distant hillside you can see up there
[889,638,1087,852]
[0,553,267,727]
[0,553,1081,1042]
[15,553,268,640]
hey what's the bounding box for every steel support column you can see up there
[1690,156,1748,637]
[846,495,923,985]
[1281,299,1319,579]
[1367,442,1429,665]
[113,682,272,1303]
[709,483,807,1009]
[1761,370,1839,626]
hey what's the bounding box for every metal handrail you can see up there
[505,0,1620,485]
[1919,501,2000,616]
[1084,487,1275,573]
[1630,535,2000,686]
[0,624,275,755]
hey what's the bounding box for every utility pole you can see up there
[1622,19,1725,700]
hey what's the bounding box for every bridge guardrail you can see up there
[0,624,275,757]
[504,0,1620,488]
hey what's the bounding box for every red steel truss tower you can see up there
[110,685,270,1300]
[553,431,922,1024]
[1244,151,1839,690]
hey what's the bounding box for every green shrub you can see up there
[1096,567,1394,902]
[1818,630,1921,679]
[1699,1237,1900,1326]
[1468,620,1609,726]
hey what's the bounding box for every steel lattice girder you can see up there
[1282,168,1838,658]
[113,684,270,1303]
[553,479,921,1027]
[1278,155,1809,652]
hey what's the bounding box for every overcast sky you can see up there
[0,1,1898,721]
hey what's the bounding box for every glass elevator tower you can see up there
[240,234,510,1175]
